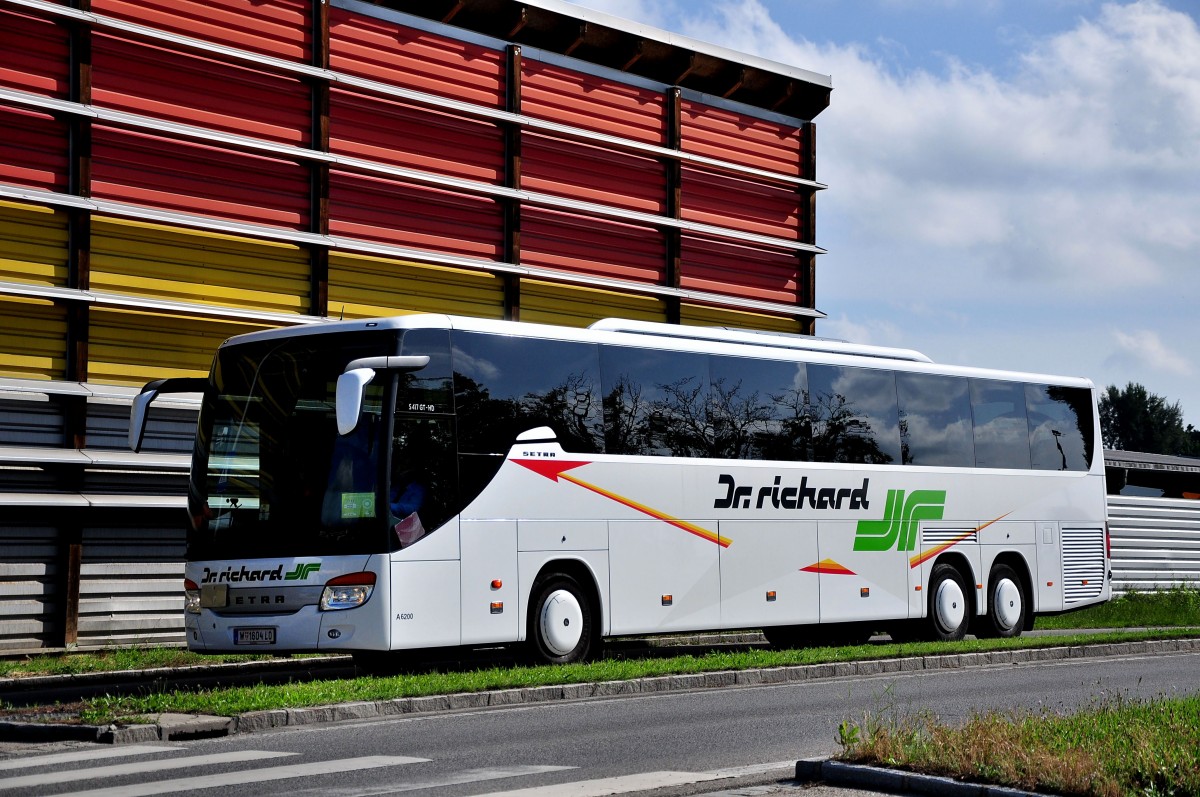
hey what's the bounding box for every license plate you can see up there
[234,627,276,645]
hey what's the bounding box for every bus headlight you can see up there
[320,572,377,611]
[184,579,201,615]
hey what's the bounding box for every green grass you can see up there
[1036,586,1200,630]
[56,628,1198,725]
[0,649,295,679]
[837,693,1200,797]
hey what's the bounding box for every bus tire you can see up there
[927,563,970,641]
[981,564,1026,638]
[529,573,598,664]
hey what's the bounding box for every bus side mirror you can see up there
[337,355,430,436]
[336,369,376,436]
[128,377,209,452]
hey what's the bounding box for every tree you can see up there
[1098,382,1196,455]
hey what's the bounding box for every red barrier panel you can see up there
[93,34,311,146]
[522,60,665,145]
[331,89,504,185]
[330,8,505,109]
[681,166,801,240]
[0,106,68,192]
[523,133,665,214]
[679,234,799,304]
[93,0,311,63]
[91,126,310,229]
[681,100,804,177]
[0,8,70,98]
[330,171,504,261]
[522,207,665,284]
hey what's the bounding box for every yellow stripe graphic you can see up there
[909,514,1010,569]
[558,472,732,548]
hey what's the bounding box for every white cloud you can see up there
[1109,329,1194,376]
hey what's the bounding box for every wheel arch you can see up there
[524,557,605,641]
[930,551,978,619]
[988,550,1036,631]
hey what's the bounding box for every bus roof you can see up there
[218,313,1094,390]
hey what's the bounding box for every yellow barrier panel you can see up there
[681,303,801,334]
[329,253,504,320]
[88,308,267,386]
[90,217,310,316]
[0,296,67,380]
[519,280,665,327]
[0,201,68,289]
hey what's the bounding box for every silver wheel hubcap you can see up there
[935,578,965,632]
[993,577,1022,631]
[539,589,583,656]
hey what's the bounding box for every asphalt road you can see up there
[5,648,1200,797]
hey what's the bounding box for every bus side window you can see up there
[970,379,1032,469]
[807,364,901,465]
[390,417,456,549]
[897,372,975,467]
[1026,384,1093,471]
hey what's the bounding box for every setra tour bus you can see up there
[129,314,1110,665]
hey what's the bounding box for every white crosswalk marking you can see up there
[470,770,727,797]
[51,755,430,797]
[0,749,294,790]
[0,745,183,771]
[293,765,578,796]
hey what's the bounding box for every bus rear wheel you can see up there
[980,564,1026,638]
[528,573,598,664]
[927,563,970,641]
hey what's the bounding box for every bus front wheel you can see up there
[980,564,1026,638]
[529,573,598,664]
[927,563,970,641]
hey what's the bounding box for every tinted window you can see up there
[897,373,974,467]
[453,333,603,454]
[807,365,900,465]
[709,355,810,460]
[601,346,709,457]
[971,379,1031,469]
[400,329,453,415]
[1026,384,1094,471]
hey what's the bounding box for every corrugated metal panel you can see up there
[78,519,185,648]
[680,165,801,240]
[680,100,804,176]
[330,88,504,184]
[330,7,505,108]
[88,309,264,386]
[521,207,665,284]
[90,217,311,316]
[91,126,311,229]
[679,303,802,334]
[522,133,666,214]
[329,170,504,260]
[0,297,66,381]
[1108,495,1200,593]
[0,8,70,97]
[93,0,311,63]
[0,522,59,652]
[518,280,666,327]
[0,201,68,288]
[679,234,798,304]
[0,392,65,447]
[522,60,665,145]
[92,33,311,146]
[0,106,68,193]
[328,252,505,320]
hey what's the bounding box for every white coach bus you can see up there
[129,314,1110,665]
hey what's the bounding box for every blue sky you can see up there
[575,0,1200,430]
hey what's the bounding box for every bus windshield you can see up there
[187,331,395,560]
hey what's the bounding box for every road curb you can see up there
[794,758,1039,797]
[2,636,1196,744]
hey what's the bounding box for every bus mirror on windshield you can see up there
[337,355,430,435]
[336,368,376,436]
[128,377,209,453]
